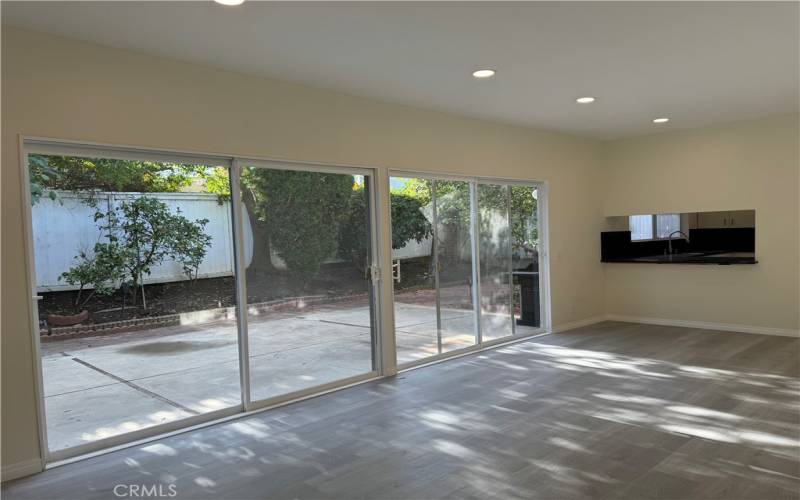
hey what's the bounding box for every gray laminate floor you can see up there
[3,321,799,499]
[38,301,526,452]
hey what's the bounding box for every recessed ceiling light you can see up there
[576,97,595,104]
[653,117,670,123]
[214,0,244,5]
[472,69,496,79]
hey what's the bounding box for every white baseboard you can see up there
[1,458,42,482]
[605,314,800,338]
[551,315,607,333]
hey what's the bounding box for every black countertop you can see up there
[603,251,756,265]
[601,228,756,265]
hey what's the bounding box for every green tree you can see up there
[59,243,127,309]
[28,154,223,204]
[510,185,538,253]
[392,178,537,252]
[28,155,61,204]
[90,196,212,306]
[192,166,232,203]
[241,168,353,282]
[338,188,433,269]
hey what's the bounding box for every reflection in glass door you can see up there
[477,183,514,341]
[390,177,479,364]
[389,177,438,363]
[240,165,377,402]
[511,185,542,331]
[391,174,545,366]
[435,181,477,352]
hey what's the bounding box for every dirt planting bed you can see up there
[38,258,435,339]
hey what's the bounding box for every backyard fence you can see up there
[34,190,436,293]
[33,191,253,292]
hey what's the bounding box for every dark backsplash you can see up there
[601,228,755,261]
[689,228,755,252]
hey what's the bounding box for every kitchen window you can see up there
[630,213,681,241]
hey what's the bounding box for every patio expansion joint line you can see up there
[69,356,200,416]
[315,319,373,329]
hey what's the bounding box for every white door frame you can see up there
[233,157,383,411]
[388,170,552,370]
[19,136,387,464]
[18,135,551,467]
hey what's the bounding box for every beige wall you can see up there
[1,28,606,469]
[3,26,797,476]
[602,114,800,334]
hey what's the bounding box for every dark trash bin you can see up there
[513,263,540,328]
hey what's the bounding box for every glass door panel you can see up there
[511,185,542,332]
[240,166,376,402]
[29,154,240,453]
[477,183,513,341]
[389,176,438,364]
[391,175,544,363]
[435,181,477,353]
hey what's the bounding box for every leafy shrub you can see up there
[242,168,353,282]
[59,243,126,309]
[28,154,230,204]
[338,188,432,269]
[61,196,212,308]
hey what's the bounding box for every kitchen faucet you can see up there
[667,230,690,254]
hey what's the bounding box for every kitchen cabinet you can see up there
[697,210,754,228]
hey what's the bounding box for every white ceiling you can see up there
[3,1,798,139]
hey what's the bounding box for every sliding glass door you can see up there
[24,138,545,461]
[27,152,241,455]
[390,174,545,366]
[477,183,514,341]
[390,177,479,364]
[435,181,477,352]
[24,141,381,461]
[478,182,544,340]
[390,176,440,363]
[239,165,378,403]
[511,185,542,331]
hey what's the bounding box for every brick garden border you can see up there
[40,292,370,342]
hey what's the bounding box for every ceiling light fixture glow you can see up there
[214,0,245,5]
[576,97,595,104]
[472,69,496,79]
[653,117,670,123]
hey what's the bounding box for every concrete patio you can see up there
[40,300,535,452]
